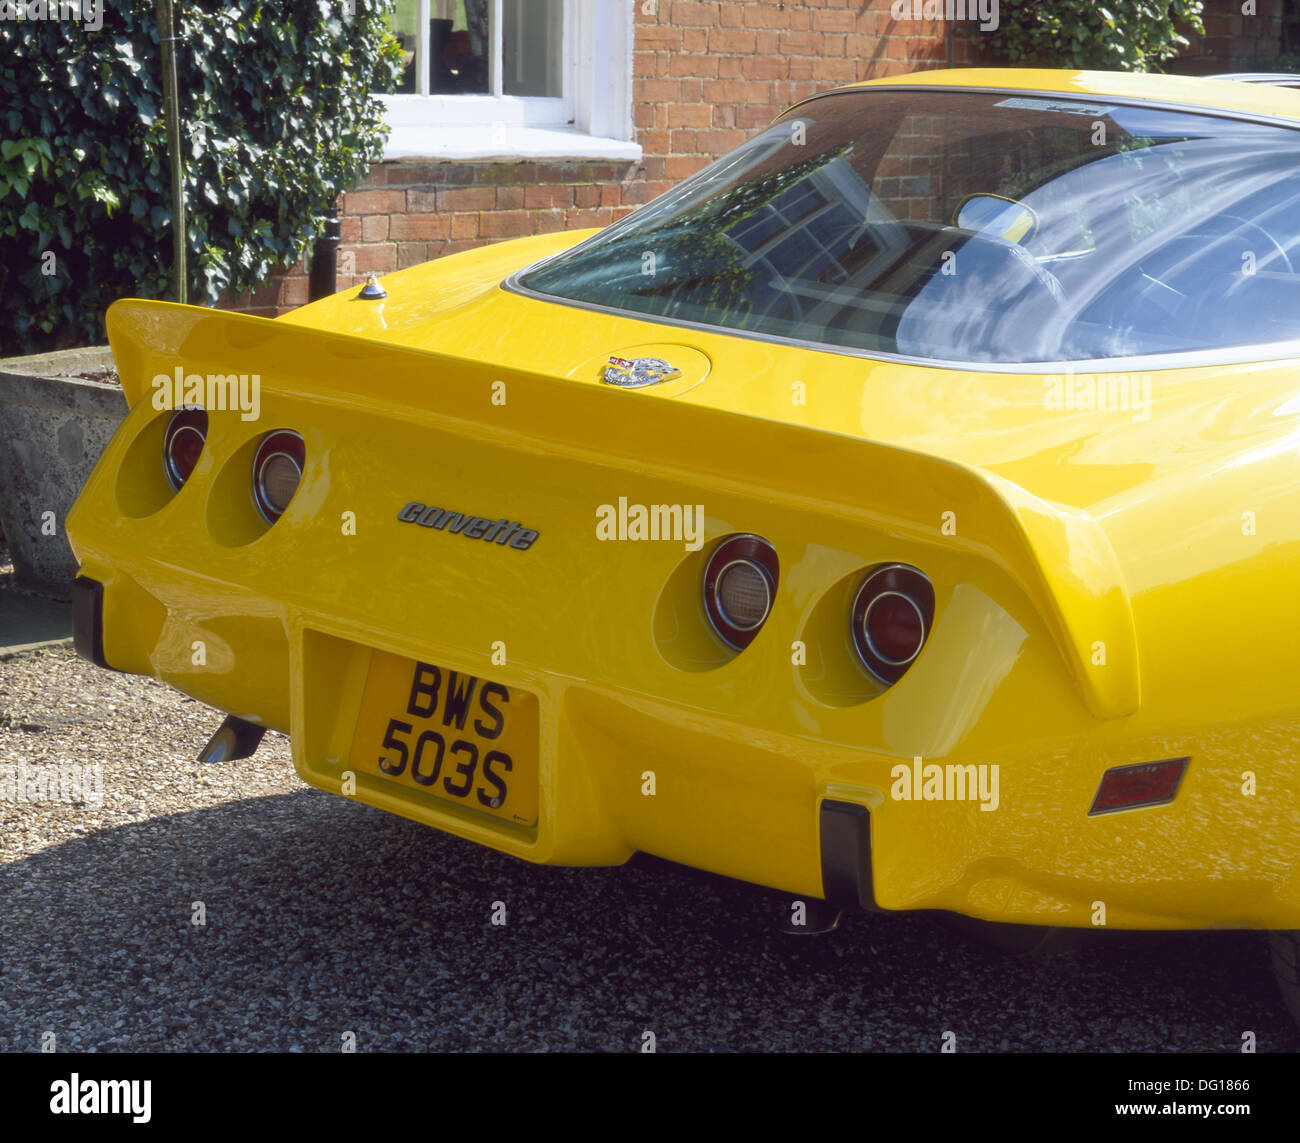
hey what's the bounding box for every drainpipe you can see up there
[155,0,186,304]
[309,205,341,302]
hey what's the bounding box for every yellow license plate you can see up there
[349,651,538,826]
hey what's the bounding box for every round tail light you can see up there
[163,408,208,491]
[851,563,935,685]
[252,431,305,524]
[703,533,778,650]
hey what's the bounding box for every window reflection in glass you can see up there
[521,92,1300,364]
[504,0,563,98]
[433,0,489,95]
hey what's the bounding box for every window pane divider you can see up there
[490,0,503,98]
[415,0,431,97]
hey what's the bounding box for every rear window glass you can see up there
[516,90,1300,364]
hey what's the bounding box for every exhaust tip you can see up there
[198,715,267,764]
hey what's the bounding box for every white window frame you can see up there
[379,0,641,162]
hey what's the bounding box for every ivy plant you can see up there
[975,1,1206,71]
[0,2,403,354]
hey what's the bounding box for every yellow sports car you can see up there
[68,69,1300,1028]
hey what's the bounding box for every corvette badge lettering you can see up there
[397,502,539,550]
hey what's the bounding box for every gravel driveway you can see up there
[2,645,1298,1053]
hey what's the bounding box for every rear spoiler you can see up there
[106,298,1139,720]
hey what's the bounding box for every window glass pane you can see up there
[520,91,1300,363]
[503,0,563,98]
[390,0,419,93]
[433,0,489,94]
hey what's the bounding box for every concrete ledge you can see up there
[0,347,126,598]
[0,589,72,658]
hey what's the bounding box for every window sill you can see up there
[383,124,642,163]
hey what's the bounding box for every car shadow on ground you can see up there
[1,787,1296,1052]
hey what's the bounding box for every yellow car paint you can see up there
[67,70,1300,933]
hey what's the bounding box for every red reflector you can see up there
[1089,757,1188,815]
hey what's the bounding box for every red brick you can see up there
[361,214,389,242]
[671,1,719,27]
[566,206,614,228]
[436,186,495,211]
[668,53,719,77]
[449,213,479,239]
[343,189,404,215]
[813,9,856,32]
[709,27,757,53]
[496,186,525,209]
[637,24,682,49]
[395,242,430,269]
[750,56,788,80]
[667,102,711,126]
[743,5,791,28]
[637,128,670,155]
[338,215,361,243]
[846,33,881,59]
[906,36,948,60]
[535,210,568,234]
[279,277,309,307]
[779,31,823,55]
[816,58,858,81]
[683,27,708,51]
[405,189,439,212]
[350,244,396,273]
[678,77,703,102]
[480,210,534,238]
[736,105,775,128]
[599,184,622,207]
[574,184,601,207]
[385,164,441,185]
[666,154,710,179]
[524,184,575,209]
[669,129,698,152]
[389,213,450,241]
[638,77,682,101]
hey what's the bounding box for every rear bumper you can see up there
[72,563,1300,931]
[71,575,111,670]
[73,568,871,909]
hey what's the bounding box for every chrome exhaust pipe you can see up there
[197,715,266,764]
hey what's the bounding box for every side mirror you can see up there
[954,194,1039,244]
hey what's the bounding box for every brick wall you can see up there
[226,0,1291,319]
[226,0,956,317]
[1172,0,1287,74]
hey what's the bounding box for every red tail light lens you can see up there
[252,431,305,524]
[703,534,778,650]
[162,408,208,491]
[851,563,935,685]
